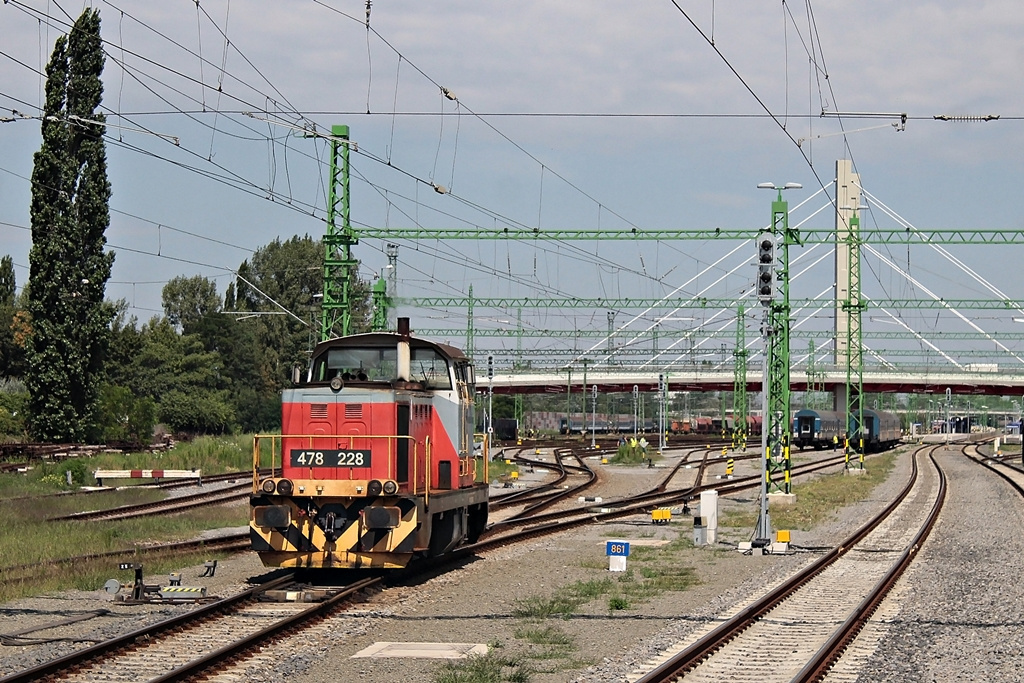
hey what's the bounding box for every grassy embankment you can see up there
[0,435,254,602]
[719,449,899,532]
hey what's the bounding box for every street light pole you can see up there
[633,385,639,436]
[581,359,589,441]
[487,355,494,445]
[945,387,951,445]
[658,374,666,455]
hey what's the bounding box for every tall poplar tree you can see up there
[27,9,114,442]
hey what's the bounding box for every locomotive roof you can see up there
[311,331,470,362]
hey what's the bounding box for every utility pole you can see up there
[733,304,748,449]
[946,387,951,445]
[581,359,589,440]
[658,374,666,455]
[633,385,639,436]
[466,284,475,358]
[591,384,597,449]
[487,354,494,442]
[607,311,616,363]
[565,367,573,434]
[806,341,818,408]
[516,307,524,369]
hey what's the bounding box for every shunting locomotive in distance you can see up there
[249,318,488,569]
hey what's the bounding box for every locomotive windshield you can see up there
[314,347,397,382]
[410,348,452,389]
[310,344,453,389]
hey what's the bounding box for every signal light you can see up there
[261,479,276,494]
[276,478,293,496]
[367,479,383,496]
[757,234,775,305]
[382,480,398,495]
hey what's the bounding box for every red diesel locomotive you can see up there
[249,319,488,569]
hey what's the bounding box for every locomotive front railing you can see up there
[252,433,422,494]
[252,433,485,500]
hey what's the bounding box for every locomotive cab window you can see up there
[411,348,452,390]
[455,361,475,386]
[312,347,397,383]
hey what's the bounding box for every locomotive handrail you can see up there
[251,432,481,499]
[252,433,422,494]
[424,436,431,506]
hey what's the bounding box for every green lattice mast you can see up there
[320,125,356,340]
[761,187,798,495]
[371,277,389,331]
[844,210,866,468]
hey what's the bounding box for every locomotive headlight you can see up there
[367,479,383,497]
[260,479,276,494]
[276,478,294,496]
[382,480,398,495]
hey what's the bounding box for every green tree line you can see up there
[1,235,373,442]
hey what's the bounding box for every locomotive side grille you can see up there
[345,404,362,419]
[310,404,328,420]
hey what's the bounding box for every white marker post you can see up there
[606,540,630,572]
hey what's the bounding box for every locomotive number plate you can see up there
[289,449,372,467]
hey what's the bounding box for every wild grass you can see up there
[516,535,702,622]
[0,436,252,602]
[511,594,582,620]
[717,450,899,531]
[487,459,521,482]
[0,435,253,497]
[514,625,573,646]
[83,434,254,480]
[433,652,532,683]
[0,497,247,601]
[607,596,630,610]
[609,442,658,465]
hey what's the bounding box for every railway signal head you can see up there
[757,234,776,305]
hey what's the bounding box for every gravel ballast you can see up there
[1,442,1014,683]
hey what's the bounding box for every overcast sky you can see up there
[1,1,1022,366]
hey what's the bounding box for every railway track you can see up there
[961,441,1024,492]
[46,482,250,522]
[6,469,256,502]
[630,443,946,683]
[484,449,853,538]
[1,441,909,682]
[0,532,250,586]
[0,572,381,683]
[491,448,600,518]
